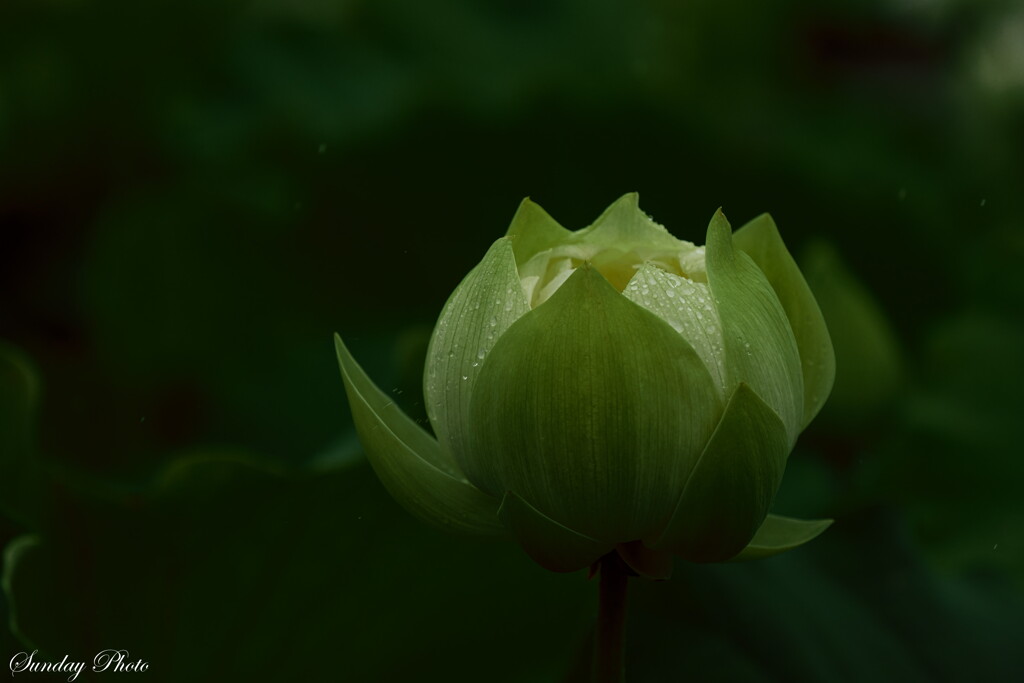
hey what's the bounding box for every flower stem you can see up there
[592,552,629,683]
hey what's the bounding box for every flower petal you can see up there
[468,264,722,542]
[336,335,503,535]
[498,491,614,573]
[650,382,788,562]
[734,214,835,428]
[623,263,728,396]
[423,237,531,485]
[505,197,573,267]
[706,210,804,444]
[573,193,683,251]
[729,514,833,561]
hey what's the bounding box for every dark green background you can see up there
[2,0,1022,681]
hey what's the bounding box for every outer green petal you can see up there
[498,491,614,573]
[734,214,835,428]
[336,335,503,536]
[571,193,683,251]
[730,514,833,561]
[504,197,573,267]
[706,210,804,444]
[651,383,788,562]
[623,263,728,396]
[468,265,722,542]
[423,237,530,486]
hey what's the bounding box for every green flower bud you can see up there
[336,194,834,574]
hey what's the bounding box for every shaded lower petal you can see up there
[651,383,788,562]
[337,335,503,536]
[499,491,613,573]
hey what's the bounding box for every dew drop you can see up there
[477,348,486,360]
[462,375,469,381]
[489,316,498,327]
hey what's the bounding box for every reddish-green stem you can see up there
[592,552,629,683]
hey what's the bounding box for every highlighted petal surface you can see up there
[706,210,804,444]
[336,335,502,535]
[624,263,728,396]
[734,214,835,428]
[423,238,531,485]
[468,265,721,542]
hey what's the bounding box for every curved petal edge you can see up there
[336,334,503,536]
[734,214,835,429]
[650,382,788,563]
[498,491,614,573]
[729,513,833,561]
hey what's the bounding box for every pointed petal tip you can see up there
[505,197,571,264]
[706,208,734,251]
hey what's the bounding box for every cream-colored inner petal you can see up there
[622,265,728,397]
[520,241,704,309]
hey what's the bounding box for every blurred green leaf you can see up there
[4,454,591,683]
[0,341,41,528]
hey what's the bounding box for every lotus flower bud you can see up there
[337,195,834,575]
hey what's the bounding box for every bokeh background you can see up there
[2,0,1023,681]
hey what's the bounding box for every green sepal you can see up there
[729,513,833,561]
[468,264,721,542]
[734,214,835,428]
[498,491,613,573]
[505,198,573,267]
[422,237,531,488]
[651,383,788,563]
[706,210,804,444]
[336,335,503,536]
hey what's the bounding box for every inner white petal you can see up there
[622,265,728,396]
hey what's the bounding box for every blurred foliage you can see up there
[1,0,1023,680]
